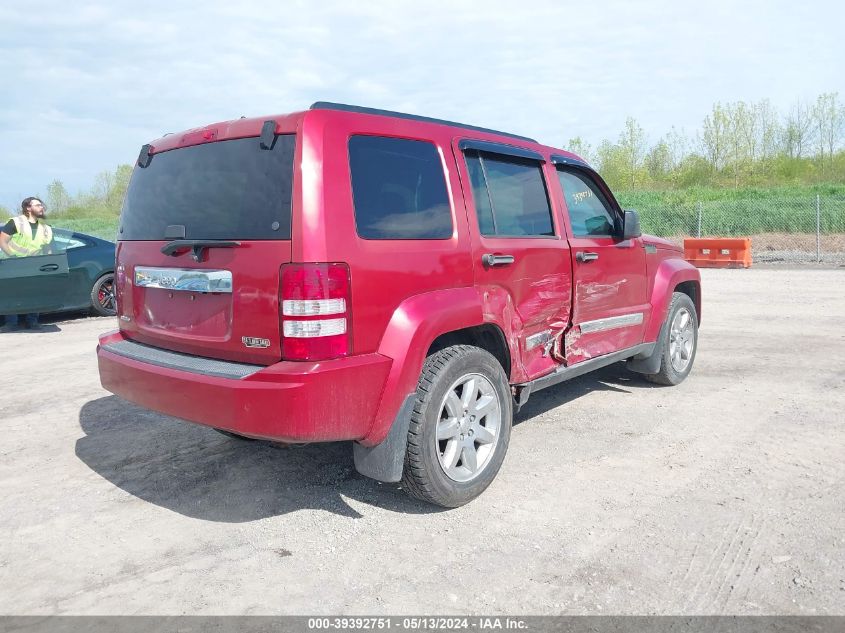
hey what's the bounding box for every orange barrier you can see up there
[684,238,752,269]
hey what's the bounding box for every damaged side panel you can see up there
[564,320,640,364]
[478,264,571,383]
[566,235,650,364]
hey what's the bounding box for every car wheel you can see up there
[644,292,698,386]
[90,273,116,317]
[401,345,512,508]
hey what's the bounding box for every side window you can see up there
[465,154,495,235]
[464,152,553,237]
[557,170,618,237]
[51,229,87,254]
[348,136,452,240]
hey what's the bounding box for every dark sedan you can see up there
[0,229,116,318]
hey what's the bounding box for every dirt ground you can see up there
[750,232,845,252]
[1,268,843,615]
[661,234,845,264]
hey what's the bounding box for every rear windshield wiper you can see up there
[161,239,241,262]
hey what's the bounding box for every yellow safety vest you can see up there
[7,215,53,257]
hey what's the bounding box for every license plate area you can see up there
[134,267,233,338]
[134,266,232,293]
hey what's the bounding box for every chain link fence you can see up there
[632,194,845,264]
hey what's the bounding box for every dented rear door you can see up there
[454,138,572,383]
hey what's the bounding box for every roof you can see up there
[310,101,537,143]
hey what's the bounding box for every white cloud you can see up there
[1,0,843,207]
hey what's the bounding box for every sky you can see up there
[1,0,843,210]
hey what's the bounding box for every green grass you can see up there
[47,185,845,242]
[616,185,845,237]
[50,217,119,241]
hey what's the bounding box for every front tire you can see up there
[402,345,512,508]
[90,273,116,317]
[644,292,698,386]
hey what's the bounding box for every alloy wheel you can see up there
[669,307,695,373]
[435,373,501,482]
[98,280,116,313]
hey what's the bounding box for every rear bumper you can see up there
[97,331,392,442]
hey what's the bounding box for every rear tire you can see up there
[644,292,698,386]
[401,345,512,508]
[90,273,116,317]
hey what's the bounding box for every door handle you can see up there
[576,251,599,263]
[39,264,60,272]
[481,253,515,267]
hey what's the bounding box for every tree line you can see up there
[0,164,132,220]
[2,92,843,221]
[569,92,844,191]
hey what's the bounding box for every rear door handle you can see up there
[482,253,515,267]
[39,264,60,272]
[576,251,599,263]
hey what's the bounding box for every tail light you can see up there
[115,260,127,321]
[280,263,351,361]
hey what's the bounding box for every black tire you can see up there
[90,273,116,316]
[644,292,698,386]
[401,345,512,508]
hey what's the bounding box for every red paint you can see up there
[643,256,703,341]
[98,330,391,442]
[98,105,700,446]
[565,234,649,362]
[279,262,352,361]
[117,241,291,365]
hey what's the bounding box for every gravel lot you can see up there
[1,268,843,615]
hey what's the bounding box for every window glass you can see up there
[465,154,495,235]
[120,135,295,240]
[349,136,452,240]
[557,170,617,236]
[465,153,553,237]
[51,229,87,252]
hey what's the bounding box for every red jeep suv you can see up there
[97,102,701,507]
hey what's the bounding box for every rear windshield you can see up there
[120,135,295,240]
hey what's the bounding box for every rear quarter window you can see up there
[348,136,452,240]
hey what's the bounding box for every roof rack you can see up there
[310,102,536,143]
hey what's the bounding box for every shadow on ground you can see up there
[77,363,658,522]
[3,310,106,333]
[0,323,61,333]
[514,361,660,426]
[77,396,441,522]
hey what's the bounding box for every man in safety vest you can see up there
[0,197,54,332]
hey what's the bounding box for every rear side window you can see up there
[120,135,295,240]
[465,152,554,237]
[349,136,452,240]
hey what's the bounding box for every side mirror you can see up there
[622,209,641,240]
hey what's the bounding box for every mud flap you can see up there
[627,310,670,375]
[353,394,415,483]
